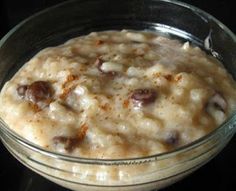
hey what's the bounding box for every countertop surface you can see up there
[0,0,235,190]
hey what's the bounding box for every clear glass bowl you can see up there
[0,0,236,191]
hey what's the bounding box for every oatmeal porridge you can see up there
[0,30,236,160]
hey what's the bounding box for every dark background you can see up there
[0,0,235,190]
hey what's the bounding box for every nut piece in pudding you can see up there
[0,30,236,161]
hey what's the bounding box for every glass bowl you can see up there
[0,0,236,190]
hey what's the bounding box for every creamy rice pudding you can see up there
[0,30,236,159]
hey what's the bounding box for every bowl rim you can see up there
[0,0,236,165]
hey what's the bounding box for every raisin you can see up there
[165,130,179,146]
[25,81,52,103]
[53,125,88,153]
[131,88,157,105]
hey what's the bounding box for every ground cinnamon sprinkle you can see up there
[95,39,104,46]
[62,74,78,88]
[59,86,75,100]
[123,99,129,108]
[153,72,162,78]
[29,102,41,112]
[67,74,78,82]
[45,98,53,105]
[78,124,88,141]
[100,103,110,111]
[164,74,173,81]
[174,74,182,82]
[106,95,113,99]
